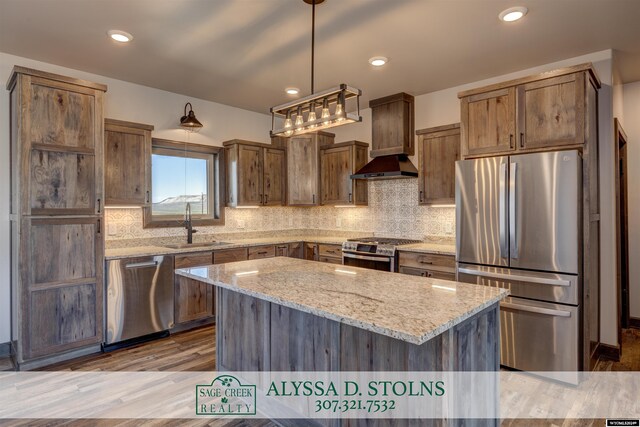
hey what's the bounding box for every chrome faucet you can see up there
[184,202,198,244]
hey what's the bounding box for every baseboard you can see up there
[629,317,640,330]
[170,317,215,334]
[0,342,11,358]
[597,342,621,362]
[17,344,102,371]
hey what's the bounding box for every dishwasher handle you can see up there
[125,261,159,269]
[501,301,572,318]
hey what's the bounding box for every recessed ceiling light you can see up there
[285,87,300,95]
[368,56,388,67]
[499,6,528,22]
[107,30,133,43]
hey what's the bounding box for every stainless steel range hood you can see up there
[350,155,418,180]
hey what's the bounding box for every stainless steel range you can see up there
[342,237,421,272]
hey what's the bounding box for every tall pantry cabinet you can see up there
[8,67,107,368]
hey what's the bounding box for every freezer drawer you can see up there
[457,263,578,305]
[106,255,175,344]
[500,296,580,383]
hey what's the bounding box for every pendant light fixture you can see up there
[180,102,203,132]
[270,0,362,138]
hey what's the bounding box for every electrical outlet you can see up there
[445,222,453,234]
[107,223,118,236]
[237,219,246,229]
[335,218,342,228]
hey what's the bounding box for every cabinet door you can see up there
[288,242,303,258]
[304,243,318,261]
[517,73,585,150]
[287,136,318,205]
[214,248,248,264]
[104,123,151,206]
[320,146,352,205]
[248,245,276,260]
[237,145,263,206]
[275,244,289,257]
[25,217,103,359]
[419,129,460,205]
[27,77,102,215]
[461,87,515,157]
[175,276,213,324]
[399,266,455,281]
[263,148,286,206]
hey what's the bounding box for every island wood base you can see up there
[215,287,500,427]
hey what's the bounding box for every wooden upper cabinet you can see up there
[517,73,585,150]
[262,148,286,206]
[104,119,153,206]
[417,124,461,205]
[286,131,334,206]
[459,63,600,159]
[7,68,106,216]
[224,140,285,207]
[369,92,415,157]
[320,141,368,206]
[460,87,516,157]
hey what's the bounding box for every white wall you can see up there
[333,49,619,346]
[0,51,274,344]
[622,81,640,319]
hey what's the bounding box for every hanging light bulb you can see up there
[321,98,330,123]
[294,106,304,131]
[335,92,346,122]
[283,110,293,136]
[307,101,317,128]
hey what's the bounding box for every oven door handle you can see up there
[342,253,391,262]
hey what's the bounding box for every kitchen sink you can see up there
[163,242,230,250]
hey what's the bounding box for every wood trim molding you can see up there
[457,62,601,99]
[105,118,154,131]
[6,65,108,91]
[597,343,621,362]
[416,123,460,135]
[629,317,640,330]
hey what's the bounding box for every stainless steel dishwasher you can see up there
[105,255,175,347]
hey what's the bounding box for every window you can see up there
[143,138,224,228]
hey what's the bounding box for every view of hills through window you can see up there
[151,154,209,216]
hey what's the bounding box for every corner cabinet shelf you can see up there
[8,66,107,367]
[223,139,286,207]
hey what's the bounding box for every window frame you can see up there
[143,138,225,229]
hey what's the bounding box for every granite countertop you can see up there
[397,242,456,255]
[104,235,353,260]
[176,257,508,345]
[105,234,457,260]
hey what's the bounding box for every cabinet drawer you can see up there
[214,248,248,264]
[399,266,455,281]
[318,256,343,265]
[318,244,342,258]
[248,245,276,260]
[398,251,455,272]
[174,252,213,269]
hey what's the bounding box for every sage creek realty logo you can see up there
[196,375,256,416]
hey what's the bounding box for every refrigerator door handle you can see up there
[501,301,572,318]
[499,162,508,258]
[457,266,573,287]
[509,162,518,259]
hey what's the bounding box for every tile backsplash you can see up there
[104,179,455,241]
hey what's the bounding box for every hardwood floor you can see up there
[5,325,638,426]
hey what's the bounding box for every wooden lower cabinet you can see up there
[288,242,303,258]
[304,243,318,261]
[213,248,248,264]
[174,252,214,325]
[23,217,103,361]
[248,245,276,260]
[398,251,456,281]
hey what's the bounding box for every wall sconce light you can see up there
[180,102,203,132]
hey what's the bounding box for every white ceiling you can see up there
[1,0,639,113]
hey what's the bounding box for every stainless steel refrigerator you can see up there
[456,150,582,383]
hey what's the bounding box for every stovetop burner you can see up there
[347,236,422,246]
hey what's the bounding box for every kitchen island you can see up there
[175,257,508,373]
